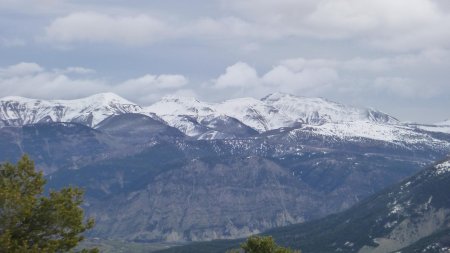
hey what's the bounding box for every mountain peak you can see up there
[0,92,142,128]
[0,95,35,103]
[77,92,136,105]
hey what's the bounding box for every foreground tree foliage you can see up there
[0,155,98,253]
[228,235,301,253]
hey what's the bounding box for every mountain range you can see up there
[1,92,449,143]
[158,157,450,253]
[0,92,449,246]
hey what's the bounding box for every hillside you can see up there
[156,157,450,253]
[0,93,449,244]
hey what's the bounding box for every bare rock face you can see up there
[87,157,324,242]
[155,157,450,253]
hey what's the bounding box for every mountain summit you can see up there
[0,93,142,128]
[145,92,399,134]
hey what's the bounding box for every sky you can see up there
[1,0,450,123]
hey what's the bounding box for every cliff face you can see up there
[155,157,450,253]
[86,157,323,241]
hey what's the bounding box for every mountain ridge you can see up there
[0,92,144,128]
[1,93,449,245]
[155,156,450,253]
[0,92,437,133]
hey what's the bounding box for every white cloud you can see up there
[0,62,44,77]
[211,61,339,97]
[44,12,168,45]
[0,71,105,99]
[0,63,106,99]
[214,62,259,88]
[0,62,190,104]
[210,49,450,99]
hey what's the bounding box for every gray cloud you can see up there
[221,0,450,51]
[38,0,450,53]
[44,12,169,45]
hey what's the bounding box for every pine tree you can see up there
[228,235,301,253]
[0,155,97,253]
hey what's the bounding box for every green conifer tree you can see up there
[0,155,97,253]
[228,235,301,253]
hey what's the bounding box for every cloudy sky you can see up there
[1,0,450,123]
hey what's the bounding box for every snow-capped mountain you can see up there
[144,92,399,135]
[436,119,450,125]
[1,92,449,146]
[214,96,294,132]
[145,96,219,136]
[0,93,144,128]
[288,121,450,148]
[262,92,398,125]
[407,119,450,135]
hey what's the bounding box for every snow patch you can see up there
[435,161,450,175]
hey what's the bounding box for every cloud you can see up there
[0,62,44,77]
[44,12,168,45]
[39,1,450,52]
[221,0,450,51]
[211,61,339,97]
[0,62,190,104]
[0,63,106,99]
[209,49,450,99]
[214,62,259,88]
